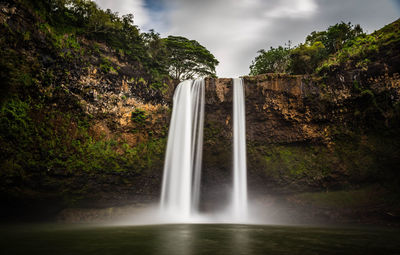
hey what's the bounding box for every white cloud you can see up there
[264,0,318,18]
[159,0,319,77]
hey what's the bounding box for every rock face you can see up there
[203,74,334,148]
[204,72,400,146]
[243,75,325,144]
[199,68,400,200]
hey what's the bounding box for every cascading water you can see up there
[160,77,248,223]
[160,79,205,220]
[232,78,248,220]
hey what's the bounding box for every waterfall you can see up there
[232,78,248,220]
[160,77,248,223]
[160,79,205,219]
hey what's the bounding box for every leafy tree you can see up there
[306,22,364,54]
[289,41,326,74]
[26,0,218,83]
[250,22,364,75]
[141,30,169,84]
[290,22,364,74]
[163,36,219,81]
[249,43,291,75]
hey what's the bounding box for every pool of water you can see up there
[1,224,399,255]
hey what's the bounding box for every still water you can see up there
[1,224,399,255]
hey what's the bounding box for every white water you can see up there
[232,78,248,220]
[160,79,205,219]
[159,78,248,223]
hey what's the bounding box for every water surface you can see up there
[1,224,399,255]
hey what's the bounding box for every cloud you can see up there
[159,0,399,77]
[95,0,400,78]
[158,0,318,77]
[264,0,318,18]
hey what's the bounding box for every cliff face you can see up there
[0,1,176,217]
[199,68,400,220]
[243,75,325,144]
[201,64,400,195]
[203,75,325,144]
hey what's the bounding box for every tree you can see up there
[141,30,169,84]
[289,22,364,74]
[249,43,291,75]
[249,22,365,75]
[306,22,364,54]
[289,41,326,74]
[163,36,219,81]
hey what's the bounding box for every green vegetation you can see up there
[289,41,327,74]
[163,36,219,81]
[292,185,398,209]
[248,142,337,189]
[0,98,166,202]
[248,126,400,190]
[0,99,165,174]
[249,44,291,75]
[99,57,117,74]
[0,0,219,105]
[131,108,148,123]
[25,0,168,84]
[249,22,368,75]
[318,19,400,72]
[0,0,196,204]
[251,19,400,76]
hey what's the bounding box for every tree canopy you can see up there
[22,0,218,86]
[249,44,291,75]
[163,36,219,81]
[249,22,365,75]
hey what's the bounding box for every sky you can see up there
[94,0,400,78]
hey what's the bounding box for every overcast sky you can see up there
[94,0,400,78]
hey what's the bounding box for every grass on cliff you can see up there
[0,98,166,203]
[317,18,400,72]
[248,127,400,190]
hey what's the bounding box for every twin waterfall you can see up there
[160,78,247,221]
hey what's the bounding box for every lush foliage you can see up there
[32,0,170,84]
[0,0,176,204]
[289,41,326,74]
[0,99,166,198]
[249,45,291,75]
[247,127,400,190]
[163,36,219,81]
[305,23,364,55]
[318,19,400,73]
[249,22,365,75]
[18,0,218,87]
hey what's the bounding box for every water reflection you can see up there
[155,225,194,255]
[2,224,400,255]
[231,225,250,255]
[154,224,251,255]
